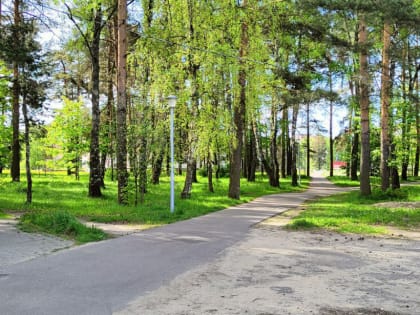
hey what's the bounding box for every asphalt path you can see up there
[0,176,350,315]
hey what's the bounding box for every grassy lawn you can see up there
[0,171,309,226]
[0,211,10,219]
[18,210,108,244]
[326,175,360,187]
[327,175,420,187]
[288,181,420,234]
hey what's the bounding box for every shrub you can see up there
[286,218,318,229]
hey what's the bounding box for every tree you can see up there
[64,0,115,197]
[48,97,90,180]
[116,0,128,204]
[358,14,371,196]
[228,0,248,199]
[11,0,21,182]
[380,20,392,191]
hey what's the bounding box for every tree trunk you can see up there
[281,106,288,178]
[207,152,214,193]
[415,78,419,177]
[291,104,299,186]
[88,5,103,198]
[11,0,21,182]
[270,100,280,186]
[192,159,198,183]
[306,102,310,177]
[380,20,391,191]
[104,24,115,183]
[329,70,334,177]
[214,151,220,179]
[228,0,247,199]
[358,14,371,195]
[99,152,106,188]
[75,155,80,181]
[139,135,148,195]
[348,78,359,181]
[245,128,257,182]
[152,149,164,185]
[390,144,400,189]
[181,159,193,199]
[22,99,32,203]
[116,0,128,203]
[252,120,278,187]
[350,131,359,180]
[181,0,201,198]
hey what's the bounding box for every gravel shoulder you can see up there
[0,217,73,269]
[116,225,420,315]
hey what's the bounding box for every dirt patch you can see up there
[374,202,420,209]
[260,206,420,241]
[116,228,420,315]
[81,220,160,236]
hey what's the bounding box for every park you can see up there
[1,0,420,314]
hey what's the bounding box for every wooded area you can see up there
[0,0,419,205]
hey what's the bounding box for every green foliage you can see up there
[0,211,10,219]
[19,210,107,244]
[0,62,12,170]
[45,97,90,172]
[287,185,420,234]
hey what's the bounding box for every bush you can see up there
[19,210,107,244]
[286,218,318,230]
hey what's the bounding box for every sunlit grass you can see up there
[0,171,309,225]
[19,210,108,244]
[288,185,420,234]
[326,176,360,187]
[0,211,9,219]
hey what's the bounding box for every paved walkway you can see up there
[0,218,73,269]
[0,176,351,315]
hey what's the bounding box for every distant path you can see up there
[0,176,351,315]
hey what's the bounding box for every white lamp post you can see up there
[297,141,301,185]
[167,95,177,213]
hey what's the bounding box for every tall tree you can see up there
[380,20,392,191]
[358,13,371,196]
[228,0,248,199]
[64,1,114,197]
[11,0,21,182]
[116,0,128,204]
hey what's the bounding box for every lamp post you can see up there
[167,95,177,213]
[297,141,301,185]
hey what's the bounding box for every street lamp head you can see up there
[167,95,177,109]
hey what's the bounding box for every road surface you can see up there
[0,176,349,315]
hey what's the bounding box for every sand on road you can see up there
[117,225,420,315]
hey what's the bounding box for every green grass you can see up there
[328,175,420,187]
[405,176,420,182]
[0,171,309,227]
[19,210,108,244]
[287,185,420,234]
[0,210,10,219]
[326,176,360,187]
